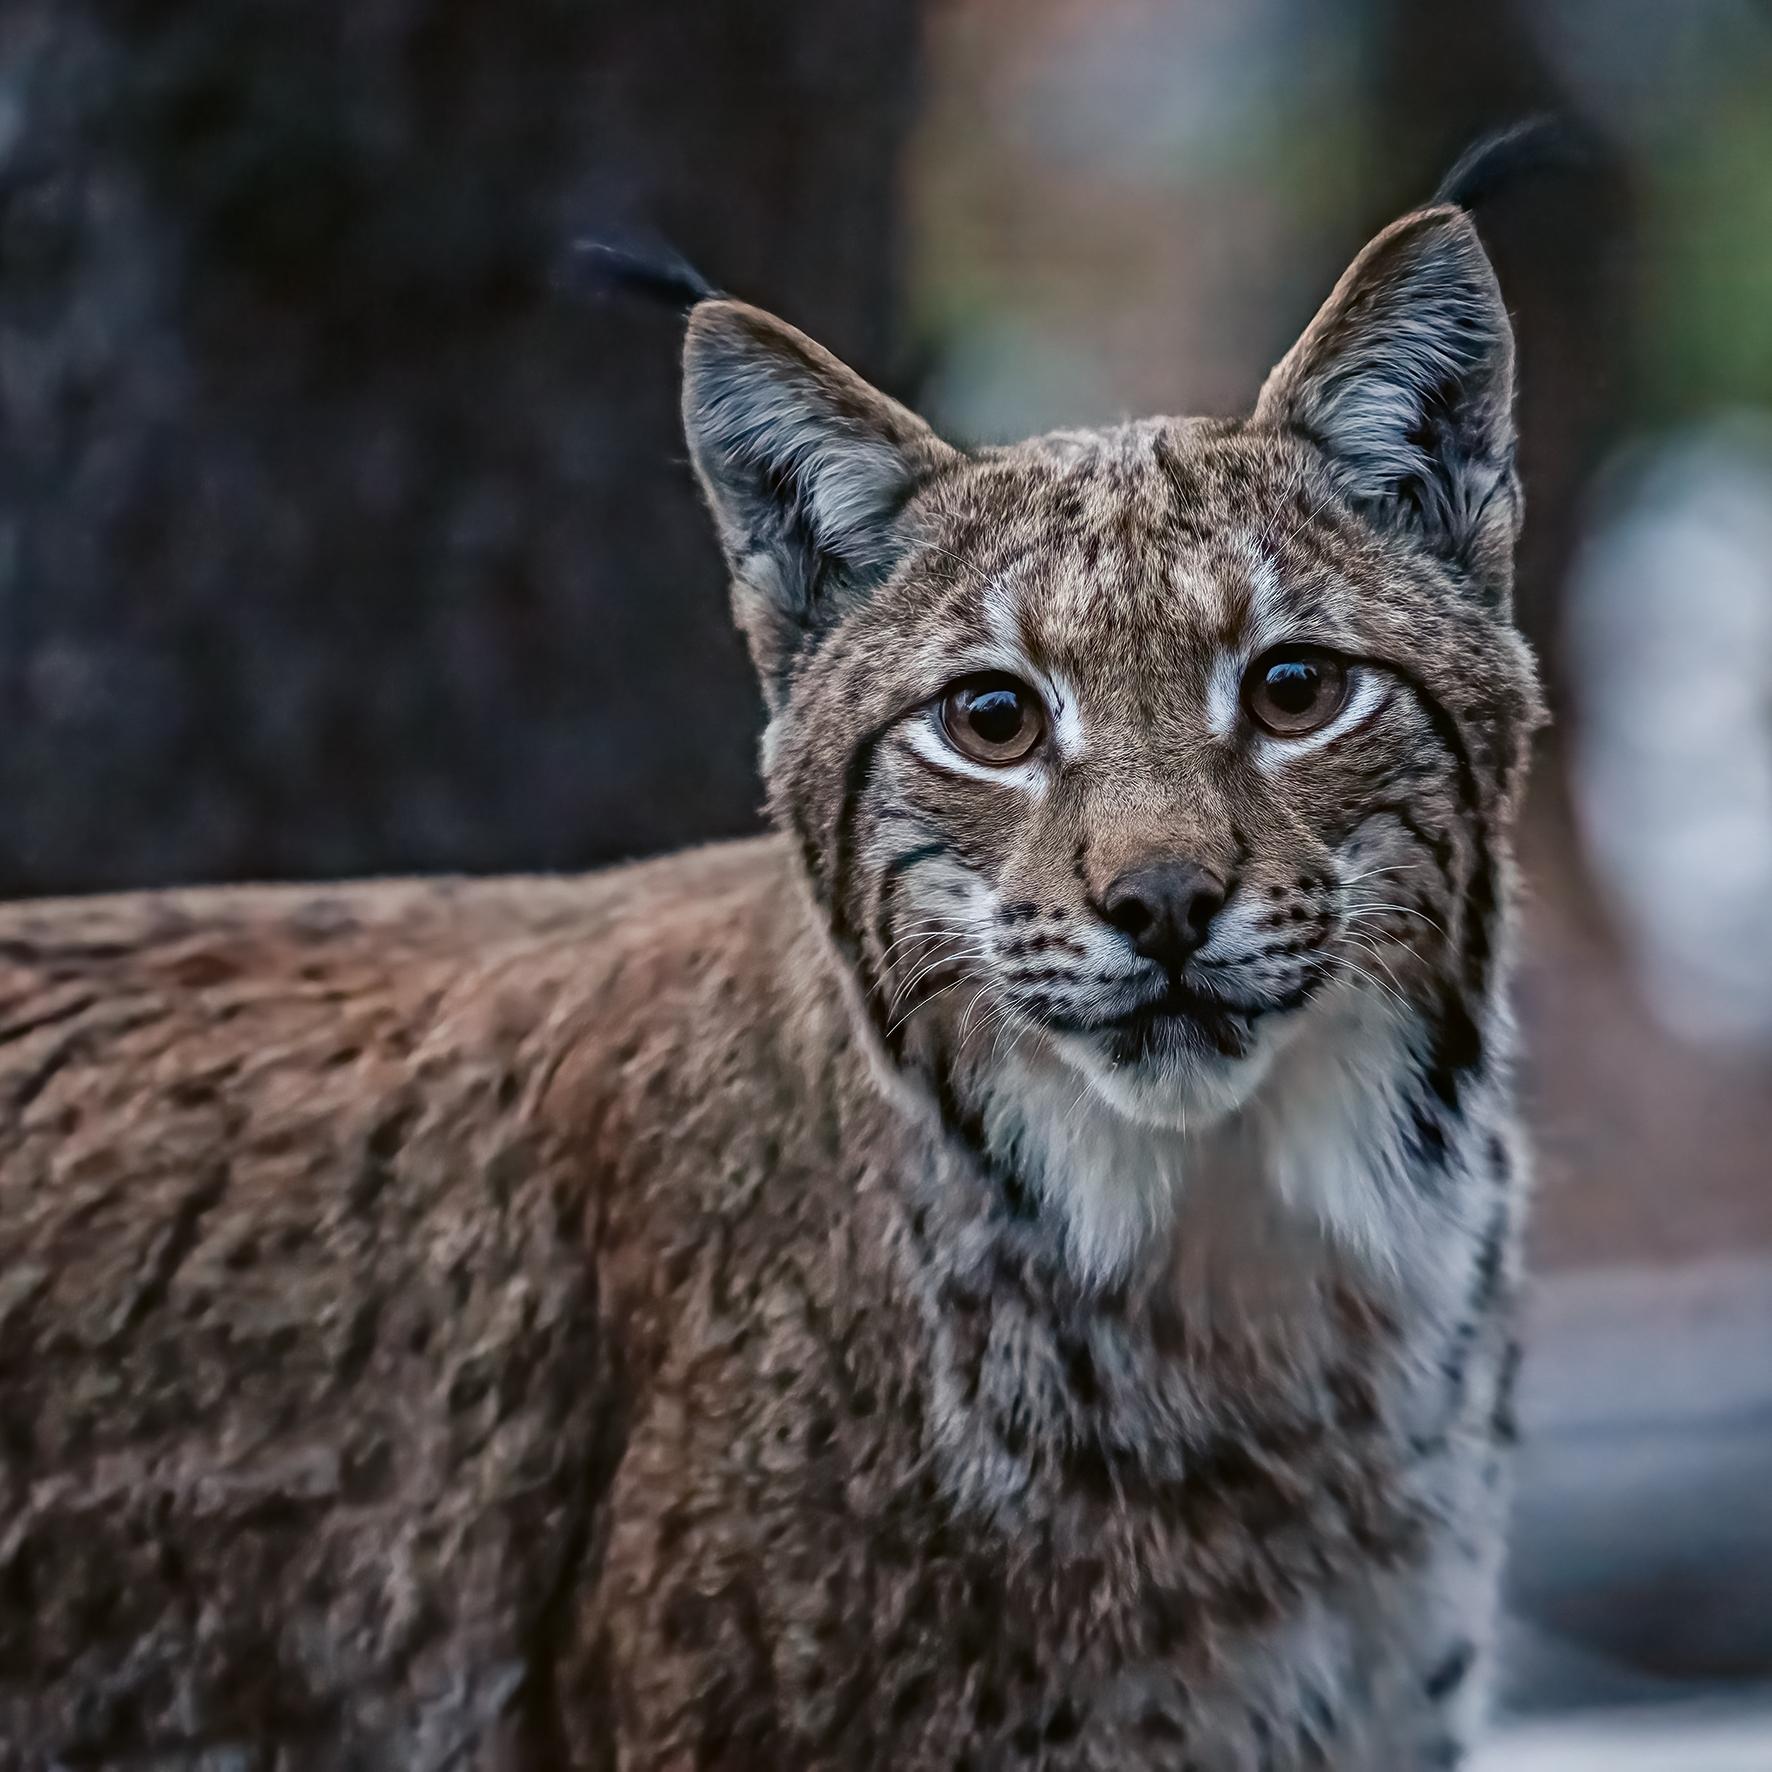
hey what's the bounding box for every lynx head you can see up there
[681,197,1543,1273]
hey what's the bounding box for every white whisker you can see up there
[1341,900,1449,939]
[886,975,976,1038]
[1337,935,1414,1016]
[1336,862,1416,888]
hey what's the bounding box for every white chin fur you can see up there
[983,989,1415,1286]
[1051,1020,1285,1131]
[979,1028,1277,1286]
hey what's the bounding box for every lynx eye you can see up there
[939,673,1045,765]
[1242,646,1350,738]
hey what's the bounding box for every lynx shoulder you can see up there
[1,142,1542,1770]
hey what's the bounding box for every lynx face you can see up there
[683,204,1542,1256]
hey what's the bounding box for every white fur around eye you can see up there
[1044,671,1085,761]
[1205,649,1246,741]
[903,709,1048,796]
[1241,546,1288,649]
[1250,667,1387,773]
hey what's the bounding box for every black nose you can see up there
[1101,861,1227,972]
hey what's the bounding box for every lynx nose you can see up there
[1102,860,1227,973]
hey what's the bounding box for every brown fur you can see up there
[0,195,1540,1769]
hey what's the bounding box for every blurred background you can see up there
[1,1,1767,1759]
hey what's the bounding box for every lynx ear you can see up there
[1254,207,1519,588]
[682,300,956,694]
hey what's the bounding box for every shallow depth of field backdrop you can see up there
[2,0,1768,1756]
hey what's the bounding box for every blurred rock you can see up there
[1506,1260,1772,1699]
[1476,1696,1772,1772]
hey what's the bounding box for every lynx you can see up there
[0,137,1543,1769]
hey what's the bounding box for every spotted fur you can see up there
[0,194,1540,1767]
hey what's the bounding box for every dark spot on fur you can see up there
[333,1296,381,1389]
[1491,1337,1523,1445]
[1426,994,1484,1117]
[1407,1096,1449,1169]
[661,1584,710,1650]
[335,1432,392,1504]
[222,1233,260,1270]
[1060,1435,1117,1503]
[1150,1307,1189,1358]
[1043,1699,1083,1743]
[1425,1641,1476,1702]
[1470,1203,1507,1313]
[1303,1689,1337,1739]
[447,1363,491,1413]
[939,1277,983,1316]
[352,1099,418,1214]
[876,1527,913,1568]
[890,1671,933,1723]
[1147,1588,1196,1655]
[1060,1335,1099,1405]
[1219,1574,1283,1633]
[166,949,242,990]
[1327,1366,1379,1429]
[903,1576,942,1632]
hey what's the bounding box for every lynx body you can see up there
[0,171,1541,1769]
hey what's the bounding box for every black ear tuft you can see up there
[567,237,724,313]
[1433,116,1576,213]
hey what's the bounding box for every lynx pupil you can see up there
[969,688,1022,744]
[1267,660,1321,716]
